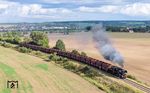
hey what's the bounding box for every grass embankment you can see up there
[0,44,102,93]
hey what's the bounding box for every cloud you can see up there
[41,0,125,4]
[78,3,150,16]
[79,6,118,13]
[0,1,72,19]
[1,0,150,22]
[121,3,150,16]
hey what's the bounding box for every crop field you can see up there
[0,46,103,93]
[48,32,150,85]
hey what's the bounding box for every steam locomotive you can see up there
[19,43,127,79]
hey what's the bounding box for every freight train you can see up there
[19,43,127,79]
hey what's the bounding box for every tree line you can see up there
[0,31,86,56]
[105,26,150,32]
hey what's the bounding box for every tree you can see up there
[85,26,92,32]
[2,31,22,44]
[4,31,22,38]
[55,39,66,51]
[71,49,80,55]
[81,52,87,56]
[30,31,49,47]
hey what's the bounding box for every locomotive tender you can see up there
[19,43,127,79]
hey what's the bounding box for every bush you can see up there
[63,62,77,71]
[74,65,85,73]
[0,37,3,41]
[127,75,137,81]
[5,38,14,43]
[1,42,12,48]
[23,37,32,43]
[18,47,32,53]
[0,41,3,45]
[49,54,60,61]
[49,54,54,60]
[62,58,68,63]
[13,36,21,44]
[71,49,80,55]
[79,66,99,78]
[35,51,43,56]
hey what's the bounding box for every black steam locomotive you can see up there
[19,43,127,79]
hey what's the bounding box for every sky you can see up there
[0,0,150,22]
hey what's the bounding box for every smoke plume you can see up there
[92,24,124,67]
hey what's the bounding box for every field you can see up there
[0,46,103,93]
[48,32,150,85]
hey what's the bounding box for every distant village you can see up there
[0,21,150,33]
[0,24,70,32]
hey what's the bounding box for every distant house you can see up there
[127,27,134,33]
[129,29,134,33]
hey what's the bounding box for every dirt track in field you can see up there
[48,32,150,85]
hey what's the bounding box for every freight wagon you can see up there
[19,43,127,79]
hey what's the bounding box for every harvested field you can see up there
[48,32,150,84]
[0,46,103,93]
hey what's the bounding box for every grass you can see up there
[0,45,102,93]
[127,75,149,87]
[35,64,49,71]
[27,82,33,93]
[83,76,143,93]
[0,62,16,77]
[127,75,138,81]
[1,89,11,93]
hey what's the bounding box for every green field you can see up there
[0,46,103,93]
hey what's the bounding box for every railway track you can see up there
[123,79,150,93]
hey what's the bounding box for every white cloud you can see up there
[78,3,150,16]
[121,3,150,16]
[42,0,124,4]
[42,0,100,4]
[0,1,72,19]
[79,6,118,13]
[0,0,150,22]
